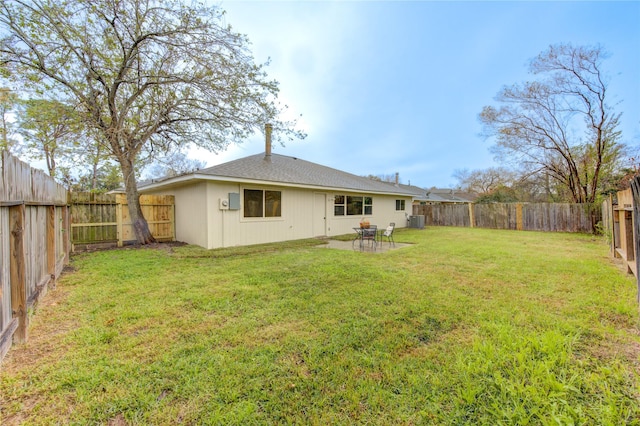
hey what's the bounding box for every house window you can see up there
[334,195,373,216]
[364,197,373,215]
[244,189,281,218]
[334,195,345,216]
[396,199,406,211]
[265,190,281,217]
[347,196,362,215]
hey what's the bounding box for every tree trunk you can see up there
[45,146,55,178]
[91,144,101,190]
[120,158,156,244]
[91,160,98,191]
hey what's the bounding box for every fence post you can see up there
[9,204,27,344]
[630,177,640,304]
[116,200,123,248]
[468,203,475,228]
[170,202,176,241]
[62,205,70,265]
[608,194,615,257]
[47,205,56,289]
[516,203,524,231]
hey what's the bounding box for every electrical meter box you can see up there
[228,192,240,210]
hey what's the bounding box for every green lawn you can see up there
[1,227,639,424]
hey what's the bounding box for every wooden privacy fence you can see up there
[604,188,637,276]
[414,202,599,233]
[602,179,640,304]
[70,192,175,250]
[0,152,70,363]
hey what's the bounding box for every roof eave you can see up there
[139,174,414,197]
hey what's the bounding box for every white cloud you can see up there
[191,1,365,167]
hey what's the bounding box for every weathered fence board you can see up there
[0,151,67,205]
[601,197,613,256]
[605,182,640,305]
[418,204,470,227]
[0,208,10,356]
[414,202,599,233]
[0,152,69,363]
[475,204,517,230]
[631,179,640,301]
[70,192,175,249]
[9,204,27,344]
[70,192,118,244]
[610,187,640,278]
[521,203,596,233]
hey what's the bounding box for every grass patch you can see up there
[1,227,639,424]
[169,238,326,259]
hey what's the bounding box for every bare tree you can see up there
[144,150,207,180]
[479,44,623,203]
[364,173,399,183]
[0,0,303,243]
[453,167,515,194]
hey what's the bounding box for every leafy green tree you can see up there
[70,161,122,193]
[0,87,19,153]
[0,0,303,243]
[18,99,80,179]
[479,44,623,204]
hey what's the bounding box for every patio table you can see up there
[352,226,378,251]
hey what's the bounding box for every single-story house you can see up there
[408,187,478,205]
[378,183,475,205]
[138,139,417,249]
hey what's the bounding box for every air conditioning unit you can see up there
[408,215,425,229]
[219,198,229,210]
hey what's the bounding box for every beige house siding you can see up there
[326,192,409,236]
[208,184,323,249]
[145,181,209,248]
[145,181,411,249]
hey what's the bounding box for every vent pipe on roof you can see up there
[395,172,399,186]
[265,123,273,159]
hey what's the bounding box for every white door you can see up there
[312,193,327,237]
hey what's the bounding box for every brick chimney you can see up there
[265,123,273,159]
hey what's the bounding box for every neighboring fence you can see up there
[414,202,600,233]
[70,192,175,250]
[0,152,70,362]
[417,203,471,227]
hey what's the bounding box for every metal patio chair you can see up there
[382,222,395,247]
[352,224,377,251]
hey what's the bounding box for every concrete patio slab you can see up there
[317,239,412,253]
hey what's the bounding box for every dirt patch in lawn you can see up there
[1,283,78,375]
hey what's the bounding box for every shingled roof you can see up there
[139,153,418,196]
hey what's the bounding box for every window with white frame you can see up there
[334,195,373,216]
[396,199,406,211]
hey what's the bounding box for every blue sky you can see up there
[192,0,640,189]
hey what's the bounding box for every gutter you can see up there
[138,173,416,197]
